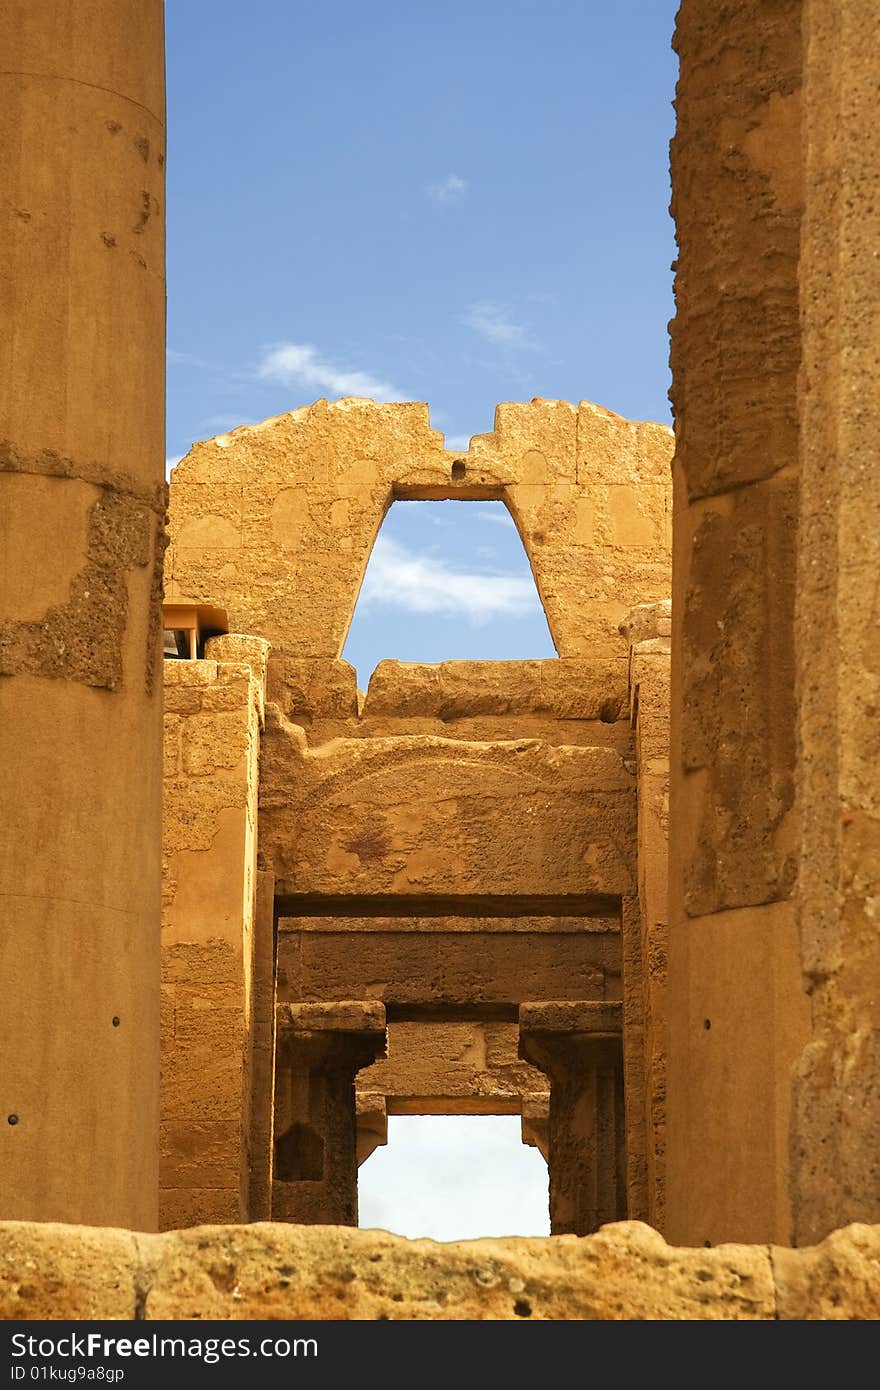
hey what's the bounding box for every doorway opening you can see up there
[358,1114,550,1241]
[341,500,556,687]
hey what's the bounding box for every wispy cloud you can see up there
[165,455,183,476]
[444,433,472,451]
[463,302,536,350]
[473,508,516,528]
[257,343,405,403]
[426,173,467,204]
[358,536,541,624]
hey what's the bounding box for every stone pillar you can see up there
[519,1003,626,1236]
[625,602,671,1231]
[792,0,880,1244]
[160,643,268,1229]
[0,1,166,1227]
[273,1003,387,1226]
[665,0,811,1246]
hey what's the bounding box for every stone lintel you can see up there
[518,1001,622,1037]
[282,1001,386,1036]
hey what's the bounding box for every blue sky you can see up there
[165,0,678,1235]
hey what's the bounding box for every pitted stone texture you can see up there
[260,720,636,898]
[0,1223,138,1321]
[772,1225,880,1321]
[166,398,672,665]
[4,1221,880,1320]
[679,476,798,916]
[669,0,801,501]
[143,1222,772,1321]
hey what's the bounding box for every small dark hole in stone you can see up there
[451,459,466,479]
[704,1239,712,1248]
[368,1254,382,1263]
[112,1016,121,1027]
[599,699,620,724]
[391,1292,404,1302]
[7,1115,19,1126]
[513,1298,532,1318]
[703,1019,711,1030]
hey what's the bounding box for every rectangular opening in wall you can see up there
[358,1114,550,1241]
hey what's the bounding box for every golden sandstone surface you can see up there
[1,1220,879,1321]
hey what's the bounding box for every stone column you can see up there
[0,1,166,1227]
[273,1003,387,1226]
[792,0,880,1244]
[665,0,810,1246]
[519,1003,626,1236]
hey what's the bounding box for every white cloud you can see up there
[444,433,472,451]
[257,343,406,403]
[165,455,183,476]
[358,536,541,624]
[473,507,516,527]
[425,173,467,204]
[463,302,535,350]
[359,1115,549,1241]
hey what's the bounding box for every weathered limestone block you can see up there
[160,657,264,1230]
[5,1221,880,1320]
[278,921,620,1014]
[0,1221,790,1321]
[261,721,636,898]
[363,658,629,723]
[771,1225,880,1321]
[166,398,671,666]
[0,1224,139,1321]
[359,1022,548,1116]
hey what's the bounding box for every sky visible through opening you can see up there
[342,499,556,687]
[358,1116,550,1241]
[165,0,679,1240]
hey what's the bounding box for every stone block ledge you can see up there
[1,1220,878,1320]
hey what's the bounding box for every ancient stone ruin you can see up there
[2,0,879,1320]
[158,398,673,1236]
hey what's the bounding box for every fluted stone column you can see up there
[0,1,166,1227]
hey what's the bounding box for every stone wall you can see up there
[165,397,672,664]
[1,1220,878,1320]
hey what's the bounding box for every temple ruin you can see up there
[158,398,673,1235]
[2,0,879,1320]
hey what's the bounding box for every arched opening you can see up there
[358,1115,550,1241]
[341,499,556,686]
